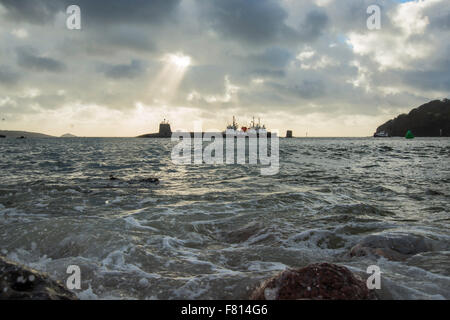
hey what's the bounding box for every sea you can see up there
[0,137,449,299]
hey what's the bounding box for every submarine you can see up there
[137,118,279,138]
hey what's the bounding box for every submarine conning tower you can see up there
[159,119,172,137]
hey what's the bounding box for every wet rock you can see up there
[0,256,77,300]
[350,244,409,261]
[108,175,159,184]
[139,177,159,184]
[425,189,444,196]
[250,263,375,300]
[349,233,434,261]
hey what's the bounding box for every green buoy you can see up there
[405,130,414,139]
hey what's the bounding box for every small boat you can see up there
[223,116,272,137]
[224,116,248,136]
[373,131,389,137]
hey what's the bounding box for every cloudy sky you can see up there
[0,0,448,137]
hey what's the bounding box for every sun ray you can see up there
[148,53,192,103]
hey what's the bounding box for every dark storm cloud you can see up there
[298,10,329,42]
[61,26,158,57]
[199,0,297,45]
[422,0,450,31]
[370,55,450,92]
[100,59,145,79]
[263,79,326,101]
[0,0,181,25]
[16,47,66,72]
[402,68,450,92]
[61,0,181,26]
[0,0,60,24]
[428,12,450,30]
[250,69,285,78]
[294,80,326,99]
[99,27,157,52]
[0,66,20,86]
[246,47,293,69]
[181,65,227,94]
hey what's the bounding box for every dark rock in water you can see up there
[349,233,434,261]
[350,244,409,261]
[374,99,450,137]
[250,263,375,300]
[0,256,77,300]
[425,189,444,196]
[0,135,5,138]
[109,175,159,184]
[140,177,159,184]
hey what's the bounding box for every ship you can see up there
[138,117,275,138]
[373,130,389,137]
[223,116,273,138]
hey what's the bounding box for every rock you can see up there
[250,263,375,300]
[350,244,409,261]
[349,233,434,261]
[140,177,159,184]
[108,175,159,184]
[0,256,77,300]
[374,99,450,137]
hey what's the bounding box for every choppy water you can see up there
[0,137,449,299]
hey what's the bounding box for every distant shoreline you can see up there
[1,131,449,139]
[0,130,54,138]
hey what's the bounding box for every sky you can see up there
[0,0,448,137]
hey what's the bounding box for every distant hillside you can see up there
[61,133,77,138]
[375,99,450,137]
[0,130,54,138]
